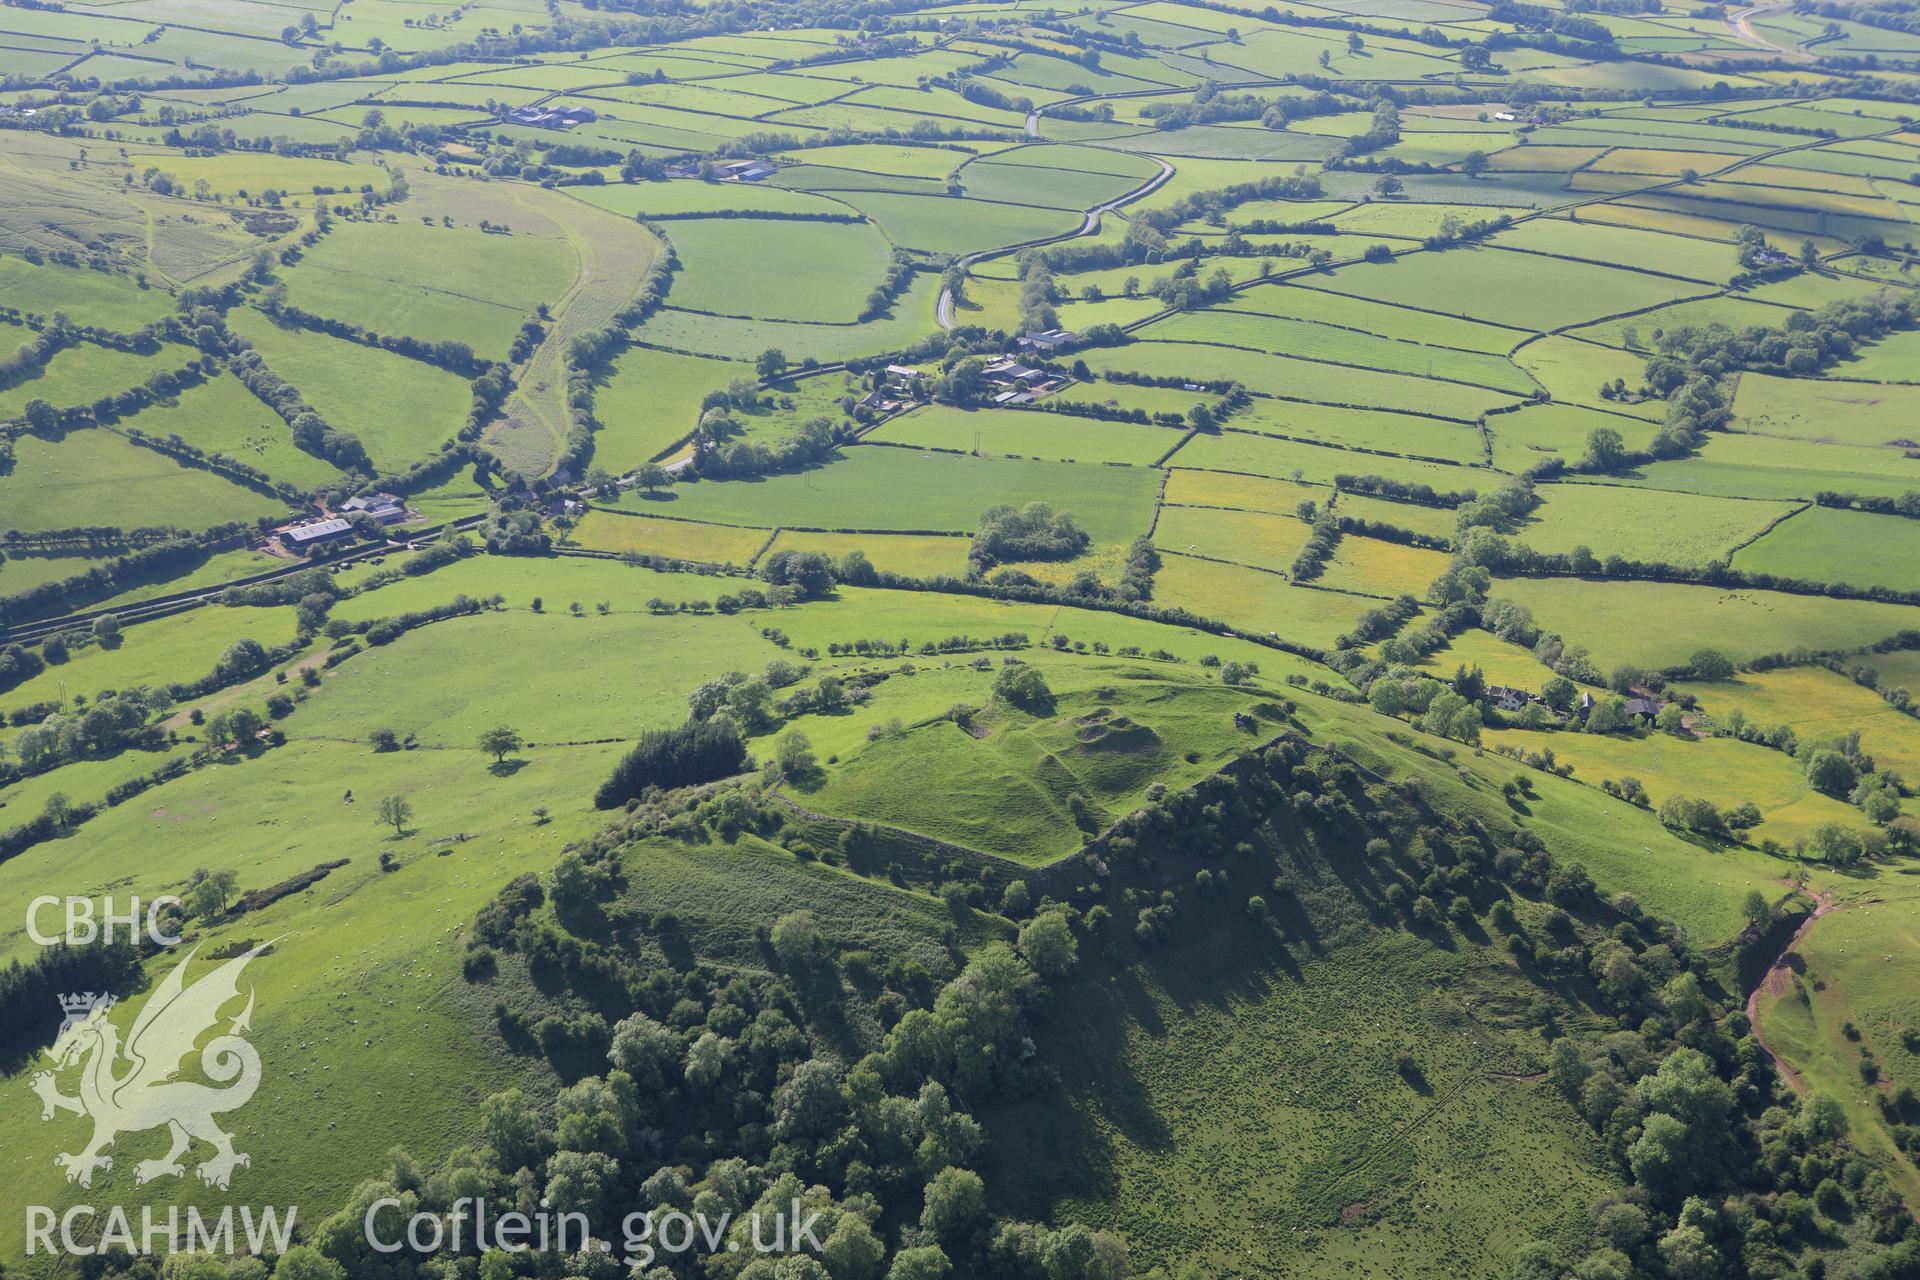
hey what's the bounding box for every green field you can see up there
[1220,282,1529,354]
[327,554,740,623]
[590,344,737,471]
[1298,248,1710,331]
[1732,371,1920,450]
[623,446,1162,542]
[958,156,1156,210]
[760,528,972,578]
[226,308,473,470]
[279,220,576,358]
[1755,872,1920,1209]
[869,404,1185,465]
[1178,430,1490,493]
[1582,431,1920,501]
[290,608,784,747]
[1333,490,1461,539]
[826,190,1083,254]
[1488,218,1733,283]
[1419,626,1565,692]
[1163,466,1327,515]
[1316,535,1451,598]
[0,600,299,715]
[1483,726,1867,846]
[0,256,177,331]
[1821,326,1920,382]
[632,271,941,362]
[1153,553,1378,647]
[0,542,281,618]
[116,369,346,489]
[1144,309,1534,394]
[1228,398,1488,465]
[0,341,193,421]
[572,178,853,218]
[773,142,975,179]
[767,583,1294,673]
[658,216,895,322]
[567,509,769,564]
[1513,336,1670,420]
[1572,294,1798,350]
[1152,503,1313,568]
[1093,342,1517,421]
[1516,482,1800,567]
[1486,402,1659,472]
[1732,505,1920,593]
[1676,665,1920,786]
[122,151,393,198]
[1492,576,1920,668]
[0,426,287,534]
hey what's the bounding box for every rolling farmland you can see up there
[3,4,1920,1278]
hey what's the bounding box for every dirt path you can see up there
[1746,887,1835,1096]
[487,180,666,475]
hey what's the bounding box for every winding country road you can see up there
[934,156,1175,330]
[1728,2,1798,54]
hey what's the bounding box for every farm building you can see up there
[983,360,1040,386]
[718,159,778,181]
[883,364,926,393]
[1017,328,1081,354]
[338,491,408,524]
[502,105,596,129]
[279,517,354,553]
[983,359,1063,399]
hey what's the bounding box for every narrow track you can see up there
[1728,3,1799,54]
[936,156,1175,329]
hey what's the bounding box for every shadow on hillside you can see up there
[979,885,1322,1219]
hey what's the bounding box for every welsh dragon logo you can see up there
[32,943,268,1191]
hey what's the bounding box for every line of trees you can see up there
[1812,488,1920,520]
[226,345,372,473]
[1134,172,1323,236]
[560,250,676,481]
[256,291,488,376]
[860,250,919,323]
[1289,507,1342,581]
[0,536,222,627]
[1335,472,1475,507]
